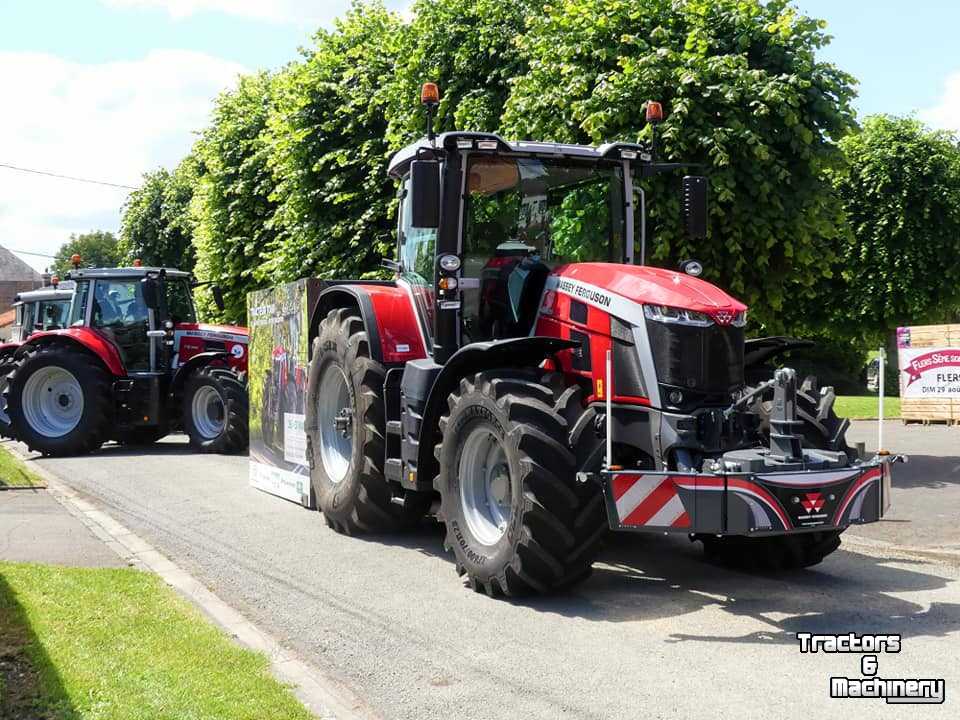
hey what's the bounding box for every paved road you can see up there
[846,421,960,549]
[6,433,959,719]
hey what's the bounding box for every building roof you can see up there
[0,246,42,282]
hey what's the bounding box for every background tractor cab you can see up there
[303,86,896,597]
[2,259,248,456]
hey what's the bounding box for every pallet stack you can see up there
[899,324,960,425]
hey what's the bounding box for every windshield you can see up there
[461,156,629,341]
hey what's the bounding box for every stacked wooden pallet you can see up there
[899,324,960,425]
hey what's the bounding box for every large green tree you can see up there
[825,115,960,341]
[502,0,857,331]
[118,158,198,271]
[266,3,404,284]
[192,71,279,324]
[53,230,120,275]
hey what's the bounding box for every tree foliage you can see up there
[53,230,120,276]
[118,159,198,271]
[825,115,960,341]
[265,4,404,286]
[502,0,857,330]
[192,72,279,324]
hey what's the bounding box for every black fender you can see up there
[744,336,815,370]
[414,336,578,486]
[170,351,233,399]
[308,284,386,364]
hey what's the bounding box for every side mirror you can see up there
[211,285,225,312]
[141,277,161,311]
[410,159,441,229]
[682,176,708,240]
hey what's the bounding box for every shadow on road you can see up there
[892,454,960,489]
[515,532,960,644]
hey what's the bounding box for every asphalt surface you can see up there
[846,421,960,549]
[6,428,960,720]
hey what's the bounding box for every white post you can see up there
[878,347,886,454]
[606,349,613,469]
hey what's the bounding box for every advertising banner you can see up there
[247,279,322,507]
[898,345,960,399]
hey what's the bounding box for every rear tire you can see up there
[305,308,425,534]
[0,350,16,438]
[4,344,112,456]
[435,369,606,596]
[182,367,248,453]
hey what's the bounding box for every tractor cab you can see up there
[388,125,708,363]
[65,266,197,373]
[11,284,74,343]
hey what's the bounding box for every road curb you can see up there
[6,443,381,720]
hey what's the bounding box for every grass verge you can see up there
[0,562,314,719]
[835,396,901,420]
[0,444,45,488]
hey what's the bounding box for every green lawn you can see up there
[0,562,314,719]
[835,395,901,420]
[0,444,45,488]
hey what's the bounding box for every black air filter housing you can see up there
[646,320,745,394]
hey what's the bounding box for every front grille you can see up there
[645,319,744,394]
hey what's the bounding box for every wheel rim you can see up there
[317,363,352,483]
[191,385,226,440]
[459,426,512,546]
[22,366,84,438]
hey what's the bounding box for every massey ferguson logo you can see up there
[800,492,826,513]
[714,310,734,325]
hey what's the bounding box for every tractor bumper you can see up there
[600,455,901,536]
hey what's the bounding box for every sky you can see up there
[1,0,959,274]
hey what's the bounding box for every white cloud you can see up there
[919,71,960,135]
[101,0,412,25]
[0,50,245,273]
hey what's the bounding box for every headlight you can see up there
[643,305,713,327]
[164,320,175,330]
[731,310,748,327]
[439,254,461,272]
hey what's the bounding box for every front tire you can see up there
[305,308,424,534]
[4,344,112,456]
[435,369,606,597]
[182,367,248,453]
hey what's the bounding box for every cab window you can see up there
[92,279,150,370]
[69,281,90,326]
[398,176,437,346]
[165,279,197,324]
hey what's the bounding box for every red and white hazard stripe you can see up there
[611,474,691,529]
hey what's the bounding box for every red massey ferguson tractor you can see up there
[3,264,249,456]
[304,88,901,597]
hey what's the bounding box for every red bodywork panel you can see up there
[535,263,748,406]
[551,263,746,316]
[174,323,250,374]
[359,284,428,364]
[24,328,126,376]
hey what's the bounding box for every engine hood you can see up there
[551,263,747,316]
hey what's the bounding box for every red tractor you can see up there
[304,87,900,596]
[261,344,306,453]
[0,281,74,436]
[3,263,249,456]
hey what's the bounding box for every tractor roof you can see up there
[387,132,650,179]
[66,266,192,280]
[13,287,74,305]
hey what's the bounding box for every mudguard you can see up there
[170,351,234,398]
[309,282,427,365]
[412,336,578,487]
[17,329,125,377]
